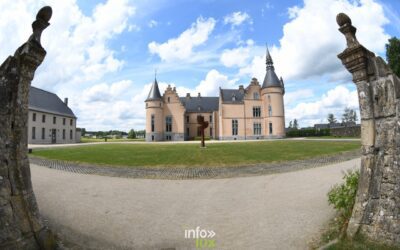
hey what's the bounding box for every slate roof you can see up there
[146,79,162,101]
[29,86,76,118]
[262,48,283,88]
[220,89,245,104]
[179,96,219,112]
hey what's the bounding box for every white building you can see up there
[28,86,80,144]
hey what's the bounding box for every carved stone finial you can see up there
[29,6,52,45]
[336,12,359,49]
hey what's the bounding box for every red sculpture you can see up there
[197,115,209,148]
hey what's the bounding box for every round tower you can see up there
[261,47,285,138]
[145,78,163,141]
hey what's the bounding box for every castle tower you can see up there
[261,47,285,138]
[145,77,163,141]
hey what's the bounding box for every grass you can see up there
[80,137,145,143]
[31,140,360,168]
[305,136,360,139]
[325,235,400,250]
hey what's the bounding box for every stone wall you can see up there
[337,13,400,245]
[330,125,361,137]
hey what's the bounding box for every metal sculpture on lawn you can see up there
[197,115,209,148]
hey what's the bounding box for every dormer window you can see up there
[232,94,236,101]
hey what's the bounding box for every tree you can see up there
[349,109,358,123]
[327,113,337,124]
[293,119,299,129]
[386,37,400,77]
[128,129,137,139]
[288,120,293,129]
[342,108,358,124]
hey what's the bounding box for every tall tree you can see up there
[293,119,299,129]
[288,120,293,129]
[386,37,400,78]
[128,129,136,139]
[327,113,337,124]
[342,107,352,123]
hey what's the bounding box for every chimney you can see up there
[64,98,68,106]
[239,85,244,93]
[173,87,176,92]
[198,92,201,98]
[186,93,191,99]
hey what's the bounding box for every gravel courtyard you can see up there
[31,158,360,250]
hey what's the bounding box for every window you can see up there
[70,119,73,126]
[268,106,272,116]
[166,135,172,141]
[151,135,154,141]
[269,123,273,134]
[42,114,46,123]
[63,118,66,125]
[186,127,190,136]
[33,113,36,122]
[186,116,189,123]
[32,127,36,139]
[253,92,259,100]
[210,127,213,137]
[253,123,261,135]
[253,106,261,117]
[70,129,73,140]
[232,95,236,101]
[268,95,271,101]
[232,120,238,136]
[167,97,170,103]
[165,116,172,132]
[41,128,45,140]
[53,116,56,124]
[63,129,66,140]
[209,115,212,123]
[151,115,155,132]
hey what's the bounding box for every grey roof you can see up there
[179,97,219,112]
[262,48,283,89]
[29,86,76,118]
[146,79,162,101]
[220,89,245,103]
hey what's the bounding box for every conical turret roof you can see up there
[146,78,162,101]
[262,47,282,89]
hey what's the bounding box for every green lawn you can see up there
[31,140,360,168]
[80,137,145,143]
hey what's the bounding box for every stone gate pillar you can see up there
[0,6,57,249]
[336,13,400,244]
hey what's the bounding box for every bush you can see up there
[328,170,360,234]
[286,128,331,137]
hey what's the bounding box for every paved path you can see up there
[31,158,360,250]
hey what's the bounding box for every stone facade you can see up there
[337,13,400,244]
[0,6,57,249]
[145,50,286,141]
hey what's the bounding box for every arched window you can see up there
[268,105,272,116]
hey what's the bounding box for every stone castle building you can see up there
[28,86,80,144]
[145,49,285,141]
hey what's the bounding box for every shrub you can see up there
[327,170,360,235]
[286,128,331,137]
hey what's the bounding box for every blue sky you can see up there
[0,0,399,131]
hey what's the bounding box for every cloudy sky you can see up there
[0,0,399,131]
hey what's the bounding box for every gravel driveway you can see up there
[31,158,360,250]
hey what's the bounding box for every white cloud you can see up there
[224,11,251,27]
[148,19,158,28]
[195,69,238,96]
[220,40,254,68]
[286,85,359,127]
[148,17,216,62]
[240,0,390,82]
[0,0,135,90]
[284,89,314,106]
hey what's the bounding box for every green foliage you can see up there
[293,119,299,129]
[128,129,137,139]
[386,37,400,78]
[342,107,357,123]
[328,170,359,233]
[286,128,331,137]
[328,113,337,124]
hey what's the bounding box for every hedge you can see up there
[286,128,331,137]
